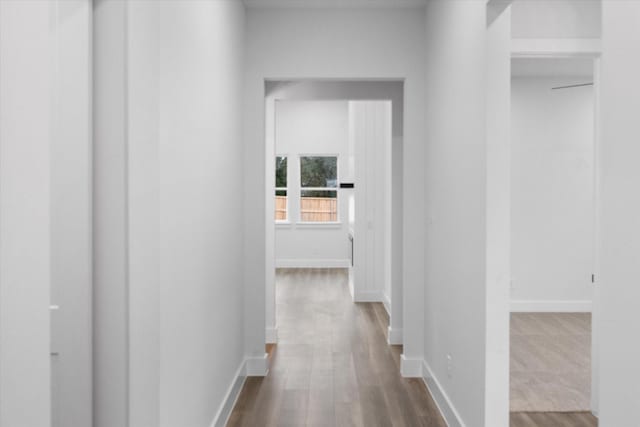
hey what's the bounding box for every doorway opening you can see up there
[264,80,404,349]
[508,57,599,425]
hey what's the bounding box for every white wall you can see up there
[511,77,594,310]
[511,0,601,39]
[93,1,129,424]
[598,2,640,424]
[50,1,93,426]
[274,101,350,265]
[0,2,53,425]
[485,5,511,425]
[157,3,246,425]
[94,1,246,426]
[245,4,426,368]
[423,1,488,425]
[128,2,161,425]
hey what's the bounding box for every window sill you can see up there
[295,221,343,229]
[275,221,344,229]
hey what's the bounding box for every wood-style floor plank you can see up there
[227,268,447,427]
[510,313,598,427]
[510,412,598,427]
[511,313,591,412]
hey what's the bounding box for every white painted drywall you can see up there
[485,5,511,426]
[245,5,426,366]
[598,2,640,424]
[94,1,246,426]
[423,1,487,424]
[50,1,93,426]
[511,0,601,39]
[511,77,594,308]
[156,1,246,425]
[128,2,161,425]
[93,1,130,424]
[274,101,350,264]
[156,2,246,425]
[0,2,53,426]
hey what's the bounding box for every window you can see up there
[300,156,338,222]
[275,156,288,221]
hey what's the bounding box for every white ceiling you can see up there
[511,58,594,78]
[244,0,427,8]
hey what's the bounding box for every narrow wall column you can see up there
[599,2,640,424]
[93,1,130,425]
[0,2,53,425]
[422,1,488,424]
[51,1,93,425]
[485,3,511,426]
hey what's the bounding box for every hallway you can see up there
[227,269,446,426]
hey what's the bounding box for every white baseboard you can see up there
[382,293,391,317]
[245,353,269,377]
[387,326,403,345]
[209,359,247,427]
[265,326,278,344]
[354,290,384,302]
[510,299,592,313]
[275,258,350,269]
[400,354,423,378]
[422,360,466,427]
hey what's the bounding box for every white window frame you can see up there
[275,155,289,223]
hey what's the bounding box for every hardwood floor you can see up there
[227,268,447,427]
[227,269,598,426]
[511,313,591,412]
[510,313,598,427]
[510,412,598,427]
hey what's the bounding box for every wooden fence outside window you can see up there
[275,196,337,222]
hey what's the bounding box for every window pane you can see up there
[300,156,337,188]
[275,156,287,188]
[275,190,287,221]
[300,190,337,222]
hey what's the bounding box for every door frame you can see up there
[263,80,403,347]
[509,45,602,417]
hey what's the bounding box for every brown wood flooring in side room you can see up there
[227,268,446,427]
[227,268,598,426]
[510,412,597,427]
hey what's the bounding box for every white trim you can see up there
[511,38,602,58]
[387,326,402,345]
[348,268,355,300]
[400,355,422,378]
[245,353,269,377]
[209,359,247,427]
[510,299,593,313]
[422,360,466,427]
[353,290,384,302]
[244,0,428,9]
[382,293,391,317]
[265,326,278,344]
[293,221,343,229]
[275,258,350,269]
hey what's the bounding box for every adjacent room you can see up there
[509,57,597,425]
